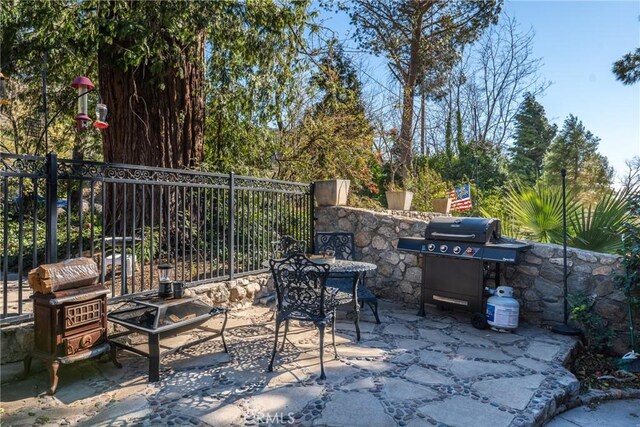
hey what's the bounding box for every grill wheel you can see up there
[471,313,488,329]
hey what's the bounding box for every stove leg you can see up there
[22,354,32,379]
[149,334,160,382]
[46,360,60,395]
[109,344,122,368]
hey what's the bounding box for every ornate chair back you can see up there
[271,235,307,259]
[314,232,355,261]
[269,254,331,320]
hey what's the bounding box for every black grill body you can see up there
[397,217,531,327]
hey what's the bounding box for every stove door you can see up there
[423,257,484,313]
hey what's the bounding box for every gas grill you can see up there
[397,217,531,328]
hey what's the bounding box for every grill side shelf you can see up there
[396,237,426,253]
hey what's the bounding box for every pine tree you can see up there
[543,115,613,201]
[508,93,556,185]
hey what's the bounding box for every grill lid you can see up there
[425,217,500,244]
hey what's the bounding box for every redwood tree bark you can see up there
[98,35,205,169]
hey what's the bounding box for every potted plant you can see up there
[315,179,350,207]
[378,127,414,210]
[385,183,414,211]
[431,197,451,214]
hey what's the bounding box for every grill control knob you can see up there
[427,243,435,251]
[453,246,461,254]
[440,245,448,253]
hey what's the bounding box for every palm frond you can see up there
[568,188,632,253]
[503,181,578,244]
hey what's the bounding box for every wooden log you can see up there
[28,258,100,294]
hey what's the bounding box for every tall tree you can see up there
[543,115,613,201]
[613,48,640,85]
[204,1,312,175]
[346,0,501,182]
[508,93,556,185]
[278,43,376,192]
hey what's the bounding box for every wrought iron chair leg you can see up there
[318,323,326,380]
[332,313,338,359]
[368,300,381,324]
[268,319,282,372]
[280,319,290,351]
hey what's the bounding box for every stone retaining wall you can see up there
[0,273,272,364]
[316,206,637,354]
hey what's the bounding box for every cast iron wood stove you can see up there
[397,217,531,328]
[23,284,116,394]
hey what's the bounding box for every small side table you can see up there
[108,297,228,382]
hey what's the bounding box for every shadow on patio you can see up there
[1,301,580,427]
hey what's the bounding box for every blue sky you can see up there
[318,1,640,181]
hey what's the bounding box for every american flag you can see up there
[448,183,473,211]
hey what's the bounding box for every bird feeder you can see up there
[70,76,94,129]
[0,72,9,105]
[93,103,109,129]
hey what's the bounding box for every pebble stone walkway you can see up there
[1,301,581,427]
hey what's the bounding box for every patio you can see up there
[1,300,580,427]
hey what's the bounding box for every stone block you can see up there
[517,265,540,276]
[550,258,573,267]
[594,299,626,323]
[371,235,388,250]
[525,254,543,265]
[229,286,247,302]
[539,264,564,282]
[574,250,598,263]
[338,217,352,230]
[405,266,422,283]
[567,275,591,295]
[572,263,593,274]
[354,231,372,247]
[531,245,555,258]
[381,251,401,265]
[534,277,563,298]
[592,265,613,276]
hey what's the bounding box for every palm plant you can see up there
[501,181,578,243]
[568,188,633,253]
[498,181,635,254]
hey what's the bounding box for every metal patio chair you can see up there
[314,232,381,324]
[267,253,338,380]
[271,235,307,259]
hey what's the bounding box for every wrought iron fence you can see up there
[1,152,314,323]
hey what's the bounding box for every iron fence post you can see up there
[310,182,315,254]
[45,152,58,263]
[229,172,235,279]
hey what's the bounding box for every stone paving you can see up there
[1,301,581,427]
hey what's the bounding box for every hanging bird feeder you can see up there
[71,76,94,129]
[93,103,109,129]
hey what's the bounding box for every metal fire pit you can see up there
[397,217,531,328]
[108,296,228,382]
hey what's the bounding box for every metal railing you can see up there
[1,152,314,323]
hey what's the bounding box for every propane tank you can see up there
[486,286,519,332]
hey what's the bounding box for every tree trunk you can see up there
[97,28,205,237]
[398,8,424,182]
[98,35,205,169]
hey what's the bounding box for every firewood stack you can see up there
[28,257,101,294]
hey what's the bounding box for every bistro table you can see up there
[265,258,377,341]
[327,259,377,341]
[108,296,228,382]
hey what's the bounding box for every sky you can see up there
[318,0,640,182]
